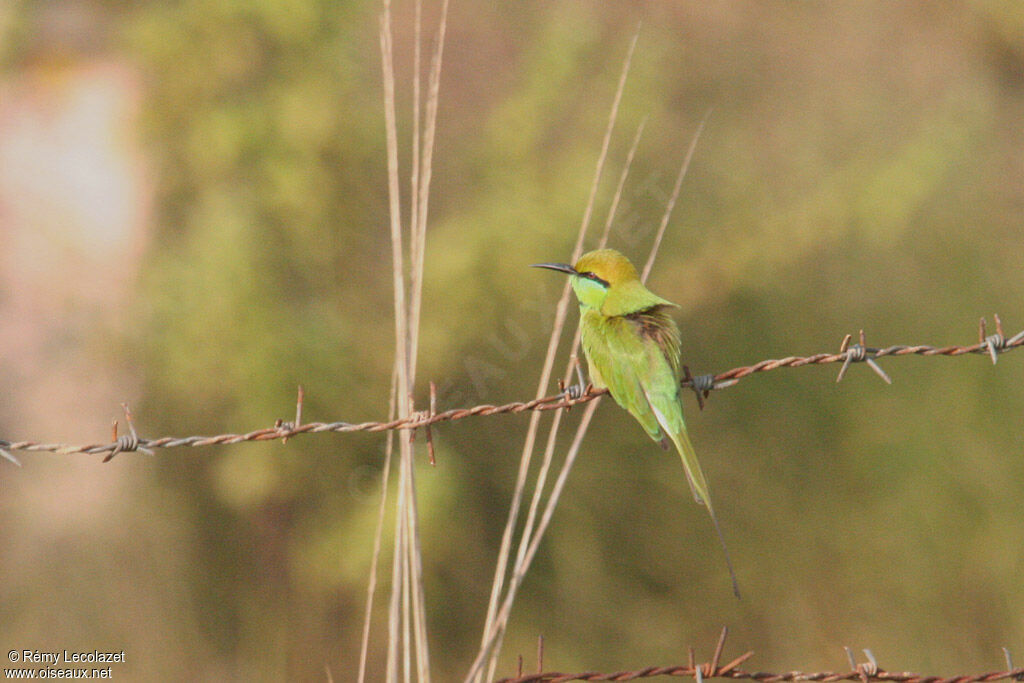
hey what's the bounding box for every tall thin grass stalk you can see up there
[474,118,698,671]
[377,0,449,679]
[471,30,641,683]
[409,0,449,380]
[473,49,712,683]
[395,467,411,681]
[404,444,429,681]
[467,399,600,682]
[479,116,648,681]
[601,118,647,248]
[378,4,411,675]
[385,442,405,680]
[403,4,448,678]
[357,371,398,683]
[642,109,710,281]
[408,0,423,359]
[509,115,647,576]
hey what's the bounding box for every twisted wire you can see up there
[495,628,1024,683]
[496,664,1024,683]
[2,319,1020,460]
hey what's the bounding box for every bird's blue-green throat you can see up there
[533,248,739,598]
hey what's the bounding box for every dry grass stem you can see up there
[378,3,411,679]
[358,370,399,683]
[408,0,449,381]
[377,0,449,679]
[600,117,647,248]
[468,399,601,682]
[402,1,450,676]
[386,444,405,681]
[472,29,641,683]
[484,116,647,679]
[408,0,423,367]
[641,108,710,282]
[475,35,712,678]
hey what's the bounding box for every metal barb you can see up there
[572,354,586,393]
[682,365,733,406]
[862,649,879,675]
[103,403,152,462]
[406,389,438,465]
[274,385,305,443]
[844,647,879,683]
[556,378,574,407]
[718,650,756,675]
[709,626,729,676]
[293,385,304,438]
[683,365,714,410]
[980,315,1006,365]
[559,356,588,403]
[1,447,21,467]
[837,330,891,384]
[1003,647,1024,681]
[836,334,858,382]
[426,381,437,466]
[865,358,893,384]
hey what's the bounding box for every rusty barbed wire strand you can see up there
[1,317,1021,461]
[494,663,1024,683]
[494,628,1024,683]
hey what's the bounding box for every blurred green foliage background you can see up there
[2,1,1024,680]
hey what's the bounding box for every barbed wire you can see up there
[496,658,1024,683]
[1,316,1021,464]
[494,628,1024,683]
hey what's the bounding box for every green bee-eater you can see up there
[533,248,738,597]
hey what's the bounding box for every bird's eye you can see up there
[579,271,608,287]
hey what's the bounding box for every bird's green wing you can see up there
[582,305,704,504]
[634,320,712,510]
[585,306,738,595]
[642,349,738,596]
[642,381,710,509]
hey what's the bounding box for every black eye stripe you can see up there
[578,271,609,287]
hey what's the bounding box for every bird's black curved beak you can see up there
[530,262,577,275]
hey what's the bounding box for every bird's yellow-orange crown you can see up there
[573,249,640,285]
